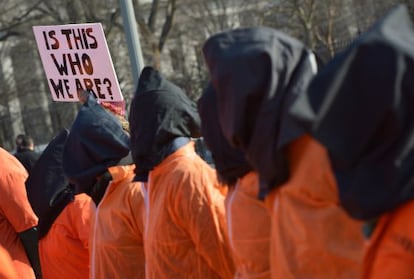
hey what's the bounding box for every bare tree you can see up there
[265,0,414,62]
[171,0,271,99]
[133,0,177,69]
[263,0,355,60]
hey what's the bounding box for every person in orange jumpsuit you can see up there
[289,4,414,279]
[0,147,41,279]
[198,83,271,278]
[26,129,91,279]
[128,66,235,278]
[62,95,145,279]
[202,26,364,278]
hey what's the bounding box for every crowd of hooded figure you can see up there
[1,4,414,279]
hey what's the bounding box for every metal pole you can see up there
[119,0,145,90]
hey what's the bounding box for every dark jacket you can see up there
[26,129,73,239]
[15,149,40,174]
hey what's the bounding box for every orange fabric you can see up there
[39,193,91,279]
[268,135,364,279]
[0,148,37,279]
[143,142,235,278]
[89,165,145,279]
[226,171,271,279]
[362,200,414,279]
[0,245,18,279]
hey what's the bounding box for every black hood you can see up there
[62,96,130,193]
[129,66,201,180]
[290,4,414,220]
[26,129,73,239]
[198,83,251,186]
[203,27,317,196]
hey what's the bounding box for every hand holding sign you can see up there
[33,23,123,102]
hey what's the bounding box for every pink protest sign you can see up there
[33,23,123,102]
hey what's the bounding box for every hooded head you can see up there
[62,96,130,194]
[198,83,251,186]
[203,27,317,196]
[26,129,73,239]
[129,66,201,180]
[290,4,414,219]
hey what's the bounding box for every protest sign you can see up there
[33,23,123,102]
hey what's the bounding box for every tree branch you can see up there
[147,0,159,32]
[0,31,20,41]
[158,0,176,51]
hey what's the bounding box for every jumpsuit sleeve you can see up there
[129,183,146,238]
[69,194,92,249]
[0,245,19,279]
[0,171,38,233]
[173,168,235,279]
[124,181,146,279]
[363,200,414,279]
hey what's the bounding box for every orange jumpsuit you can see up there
[226,171,271,279]
[89,165,145,279]
[39,193,91,279]
[143,142,235,278]
[362,200,414,279]
[267,135,364,279]
[0,245,18,279]
[0,147,37,279]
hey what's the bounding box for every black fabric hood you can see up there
[26,129,73,239]
[62,96,130,193]
[198,83,251,186]
[129,66,201,180]
[203,27,317,196]
[290,4,414,220]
